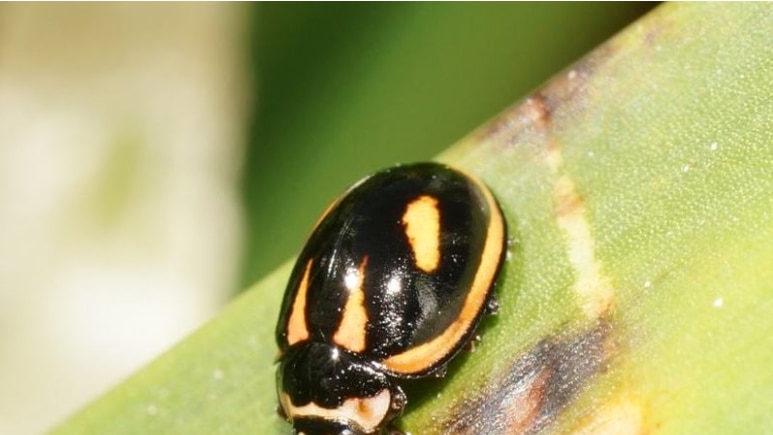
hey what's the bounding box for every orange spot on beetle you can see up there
[402,195,441,273]
[333,257,369,352]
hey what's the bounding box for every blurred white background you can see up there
[0,4,247,433]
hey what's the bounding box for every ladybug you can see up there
[275,162,507,434]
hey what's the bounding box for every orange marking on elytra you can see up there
[287,260,313,345]
[333,257,369,352]
[402,195,441,273]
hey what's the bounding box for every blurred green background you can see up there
[243,3,654,286]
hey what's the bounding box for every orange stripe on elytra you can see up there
[287,260,313,345]
[333,257,369,352]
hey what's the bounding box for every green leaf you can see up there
[54,3,773,434]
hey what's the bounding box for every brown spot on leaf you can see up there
[441,320,616,435]
[640,7,673,50]
[473,41,616,152]
[476,93,552,147]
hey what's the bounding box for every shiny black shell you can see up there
[275,162,506,434]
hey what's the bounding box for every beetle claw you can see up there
[464,335,483,353]
[276,404,288,420]
[485,296,500,316]
[431,364,448,378]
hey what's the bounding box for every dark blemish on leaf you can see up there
[538,44,615,116]
[641,8,672,49]
[477,93,552,149]
[474,42,616,151]
[441,320,615,435]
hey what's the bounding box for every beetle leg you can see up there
[391,385,407,413]
[430,364,448,378]
[485,295,500,316]
[464,334,482,353]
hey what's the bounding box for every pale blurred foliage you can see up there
[0,4,248,433]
